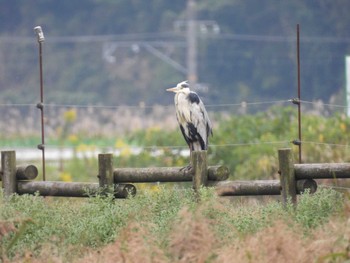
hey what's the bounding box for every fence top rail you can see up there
[294,163,350,179]
[113,165,229,183]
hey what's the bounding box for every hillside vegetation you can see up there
[1,1,350,105]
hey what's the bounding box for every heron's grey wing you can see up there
[188,93,212,149]
[200,100,213,137]
[179,123,191,147]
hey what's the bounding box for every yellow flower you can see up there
[59,172,72,182]
[76,144,95,152]
[318,134,324,142]
[115,138,127,148]
[115,139,131,157]
[145,126,161,141]
[257,156,271,172]
[63,108,77,123]
[150,184,160,192]
[68,134,78,144]
[340,123,346,132]
[120,147,131,157]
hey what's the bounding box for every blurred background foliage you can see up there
[0,0,350,105]
[2,106,348,183]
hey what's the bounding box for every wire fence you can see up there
[3,97,350,191]
[0,98,349,153]
[0,98,348,109]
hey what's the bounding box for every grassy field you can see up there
[0,186,349,262]
[2,106,350,262]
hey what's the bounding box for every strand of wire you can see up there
[3,140,350,150]
[0,99,349,110]
[0,103,37,107]
[36,140,291,150]
[299,100,349,109]
[42,140,350,150]
[301,141,350,148]
[0,99,292,109]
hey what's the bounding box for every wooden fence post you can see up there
[278,148,297,206]
[1,151,17,197]
[192,150,208,192]
[98,153,114,192]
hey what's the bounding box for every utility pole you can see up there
[187,0,197,87]
[346,56,350,117]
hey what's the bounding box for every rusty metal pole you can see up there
[296,24,302,163]
[34,26,46,181]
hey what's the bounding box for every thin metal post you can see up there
[296,24,302,163]
[34,26,46,181]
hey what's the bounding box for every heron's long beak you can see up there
[166,87,178,92]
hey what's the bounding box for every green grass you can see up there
[0,186,345,262]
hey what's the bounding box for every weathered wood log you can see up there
[295,163,350,179]
[208,165,230,181]
[192,150,208,190]
[17,181,136,198]
[0,165,38,181]
[113,165,229,183]
[114,184,137,198]
[296,179,317,194]
[215,180,280,196]
[1,151,16,197]
[214,179,317,196]
[278,148,297,205]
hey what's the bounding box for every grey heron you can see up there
[166,80,213,166]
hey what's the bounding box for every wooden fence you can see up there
[0,151,136,199]
[1,148,350,205]
[0,150,229,199]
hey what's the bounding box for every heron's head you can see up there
[166,80,190,93]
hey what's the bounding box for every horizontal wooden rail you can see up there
[113,165,229,183]
[214,179,317,196]
[17,181,136,198]
[295,163,350,179]
[0,165,38,181]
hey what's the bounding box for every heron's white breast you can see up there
[175,92,191,124]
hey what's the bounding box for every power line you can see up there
[208,33,350,43]
[1,32,350,44]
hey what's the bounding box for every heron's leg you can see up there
[180,146,193,172]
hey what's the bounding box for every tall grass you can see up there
[0,186,346,262]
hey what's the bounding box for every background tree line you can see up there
[0,0,350,108]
